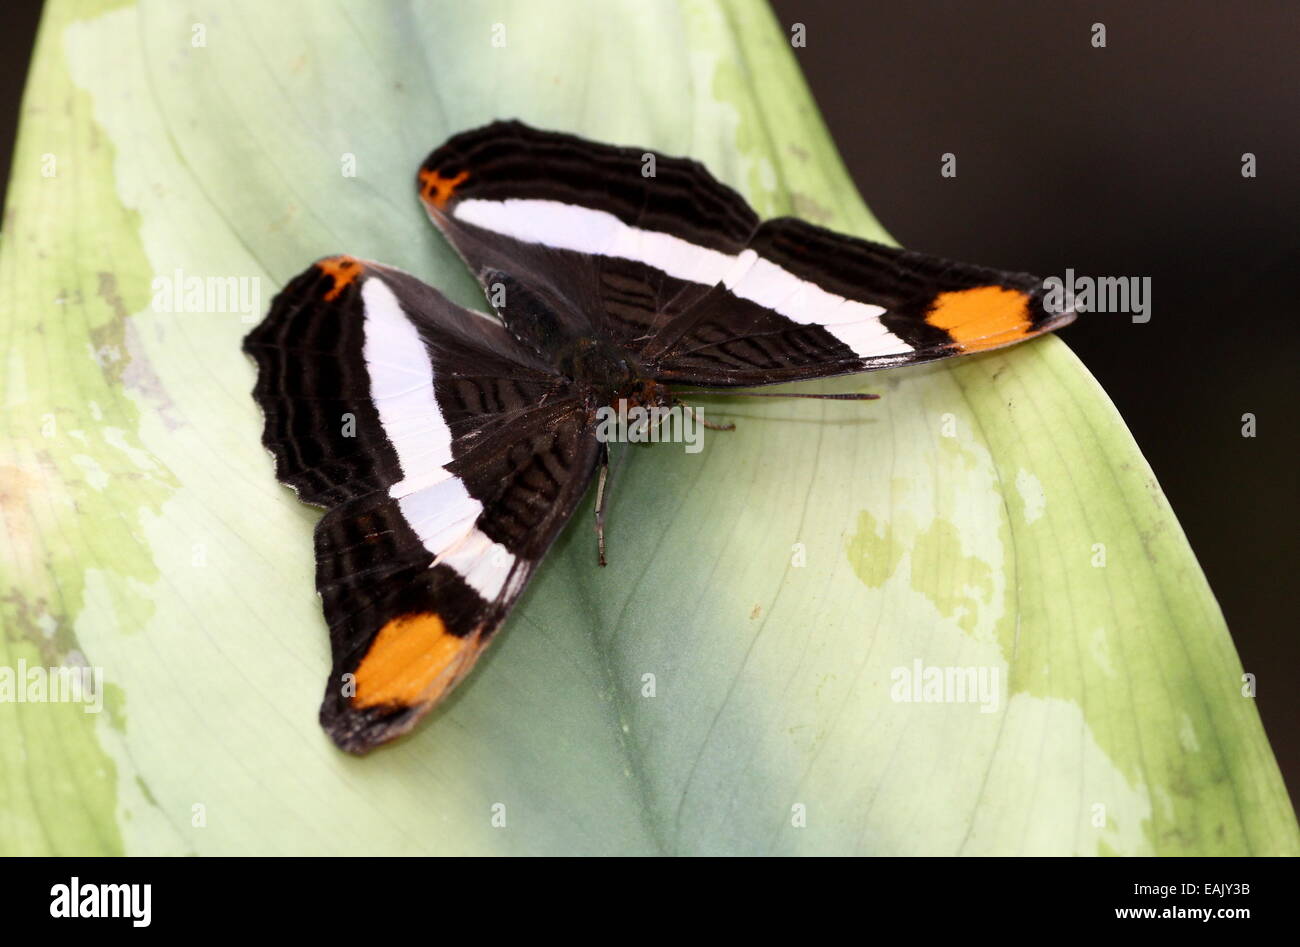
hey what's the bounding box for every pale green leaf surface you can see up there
[0,0,1294,855]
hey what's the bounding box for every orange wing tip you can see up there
[418,167,470,210]
[316,255,365,302]
[320,612,487,754]
[925,285,1034,353]
[351,611,477,709]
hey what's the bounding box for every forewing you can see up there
[416,120,759,350]
[416,121,1074,389]
[648,217,1076,387]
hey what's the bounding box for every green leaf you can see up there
[1,0,1294,856]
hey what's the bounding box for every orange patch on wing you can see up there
[419,167,470,210]
[926,285,1033,353]
[352,612,471,709]
[317,255,364,302]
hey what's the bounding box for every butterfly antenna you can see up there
[672,389,880,401]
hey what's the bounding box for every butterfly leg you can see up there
[594,442,610,567]
[678,401,735,432]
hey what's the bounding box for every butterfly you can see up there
[243,121,1075,753]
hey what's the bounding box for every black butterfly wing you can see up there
[645,216,1075,387]
[243,257,599,753]
[417,121,1074,388]
[417,120,758,351]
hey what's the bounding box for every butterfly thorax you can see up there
[559,335,669,415]
[489,270,665,410]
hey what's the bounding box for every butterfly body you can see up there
[557,336,652,405]
[244,121,1075,752]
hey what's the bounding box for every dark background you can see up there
[2,2,1295,800]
